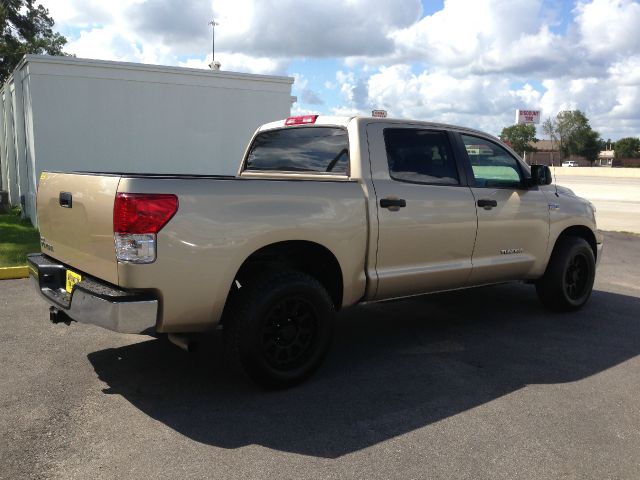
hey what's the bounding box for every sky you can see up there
[39,0,640,140]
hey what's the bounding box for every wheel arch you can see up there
[552,225,598,261]
[231,240,344,310]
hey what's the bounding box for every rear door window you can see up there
[245,127,349,174]
[383,129,459,185]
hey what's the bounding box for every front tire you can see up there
[536,236,596,312]
[224,270,334,389]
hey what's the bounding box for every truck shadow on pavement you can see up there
[88,283,640,459]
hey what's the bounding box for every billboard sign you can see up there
[372,109,387,118]
[516,109,540,124]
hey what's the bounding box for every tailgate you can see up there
[37,172,120,285]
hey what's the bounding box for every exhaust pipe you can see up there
[168,333,196,352]
[49,306,72,325]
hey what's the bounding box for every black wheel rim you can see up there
[564,253,590,300]
[261,296,318,371]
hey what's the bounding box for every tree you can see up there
[572,128,600,164]
[598,138,615,151]
[542,117,557,147]
[541,117,559,165]
[499,123,538,157]
[556,110,587,158]
[614,137,640,158]
[0,0,68,83]
[555,110,601,165]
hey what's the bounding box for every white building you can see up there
[596,149,614,167]
[0,55,294,224]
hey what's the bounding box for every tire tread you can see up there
[223,269,334,388]
[536,236,595,312]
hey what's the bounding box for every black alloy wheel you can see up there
[224,270,334,388]
[536,236,596,312]
[564,252,590,300]
[261,296,318,371]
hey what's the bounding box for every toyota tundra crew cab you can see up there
[29,115,603,387]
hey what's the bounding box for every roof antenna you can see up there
[208,20,221,71]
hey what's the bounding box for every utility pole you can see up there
[208,20,220,70]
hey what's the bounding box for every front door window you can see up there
[461,134,523,189]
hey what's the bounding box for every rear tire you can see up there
[536,236,596,312]
[224,270,334,389]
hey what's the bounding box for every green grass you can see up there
[0,209,40,267]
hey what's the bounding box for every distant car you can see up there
[562,161,578,167]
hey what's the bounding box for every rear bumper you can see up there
[28,253,158,334]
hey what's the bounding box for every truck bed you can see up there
[37,172,369,331]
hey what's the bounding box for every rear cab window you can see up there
[244,127,349,174]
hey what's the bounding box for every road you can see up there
[554,174,640,233]
[1,232,640,480]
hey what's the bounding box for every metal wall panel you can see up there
[3,55,294,224]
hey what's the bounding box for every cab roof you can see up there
[257,115,502,144]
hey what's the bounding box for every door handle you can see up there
[477,199,497,209]
[380,198,406,209]
[59,192,73,208]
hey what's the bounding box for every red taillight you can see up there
[285,115,318,126]
[113,193,178,234]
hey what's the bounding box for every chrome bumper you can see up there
[28,254,158,334]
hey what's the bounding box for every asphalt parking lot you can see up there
[1,231,639,480]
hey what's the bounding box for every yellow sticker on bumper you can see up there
[65,270,82,293]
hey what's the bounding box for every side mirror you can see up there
[530,165,552,186]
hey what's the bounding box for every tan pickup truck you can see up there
[29,115,602,387]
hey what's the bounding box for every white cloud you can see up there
[335,60,639,138]
[574,0,640,59]
[291,104,320,116]
[336,0,640,137]
[38,0,640,138]
[212,0,421,58]
[128,0,213,53]
[362,65,522,134]
[511,84,543,107]
[40,0,116,27]
[42,0,172,64]
[383,0,565,75]
[65,26,140,62]
[335,70,370,111]
[291,73,324,105]
[540,72,640,138]
[179,54,288,76]
[330,106,361,117]
[48,0,422,62]
[540,77,618,118]
[608,56,640,86]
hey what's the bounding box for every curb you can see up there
[0,266,29,280]
[553,167,640,179]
